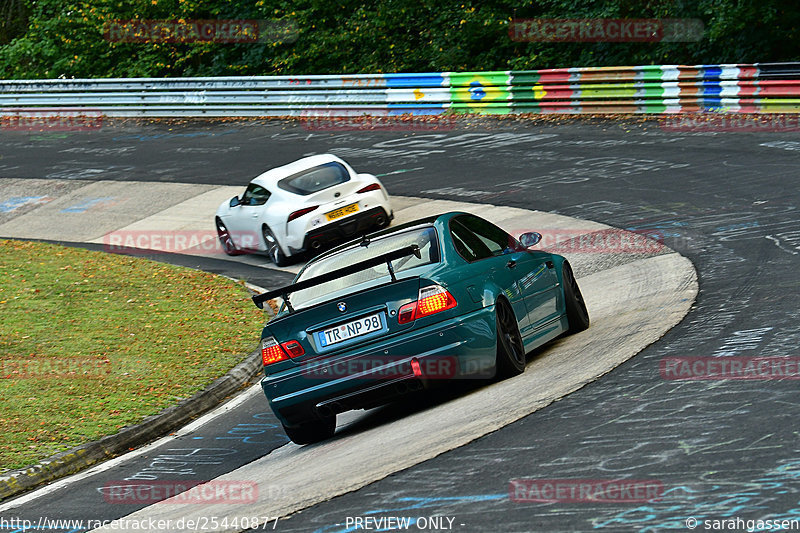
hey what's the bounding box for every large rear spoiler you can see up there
[252,244,421,312]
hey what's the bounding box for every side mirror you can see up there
[518,232,542,248]
[229,196,241,208]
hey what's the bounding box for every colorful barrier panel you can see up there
[1,62,798,117]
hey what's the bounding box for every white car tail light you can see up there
[288,206,319,222]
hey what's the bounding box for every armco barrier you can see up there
[1,63,799,117]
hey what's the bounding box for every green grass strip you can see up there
[0,239,265,472]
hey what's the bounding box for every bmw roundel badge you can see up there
[337,302,347,312]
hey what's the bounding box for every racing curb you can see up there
[0,340,264,503]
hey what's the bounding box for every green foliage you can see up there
[0,0,798,79]
[0,0,30,46]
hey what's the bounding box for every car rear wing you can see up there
[252,244,421,313]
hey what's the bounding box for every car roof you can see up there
[250,154,348,189]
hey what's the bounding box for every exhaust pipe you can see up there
[375,215,387,227]
[310,240,322,250]
[318,401,342,417]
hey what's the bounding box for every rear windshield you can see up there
[287,227,440,311]
[277,162,350,195]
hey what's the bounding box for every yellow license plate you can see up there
[325,203,359,221]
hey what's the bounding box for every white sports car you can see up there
[215,154,393,266]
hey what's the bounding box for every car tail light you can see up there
[398,302,416,324]
[357,183,382,193]
[281,340,305,358]
[261,337,287,365]
[397,284,457,324]
[288,206,318,222]
[261,336,305,365]
[417,285,457,316]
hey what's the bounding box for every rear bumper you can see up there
[261,306,497,427]
[293,206,392,255]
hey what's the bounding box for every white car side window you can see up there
[241,184,271,206]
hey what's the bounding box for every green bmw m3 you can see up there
[252,211,589,444]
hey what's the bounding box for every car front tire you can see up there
[562,261,590,333]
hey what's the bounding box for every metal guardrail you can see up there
[1,63,799,117]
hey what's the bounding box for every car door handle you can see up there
[506,260,517,269]
[252,213,259,217]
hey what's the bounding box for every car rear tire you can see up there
[563,261,590,333]
[282,416,336,445]
[495,298,526,378]
[262,225,290,267]
[215,218,241,256]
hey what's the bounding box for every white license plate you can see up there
[317,313,383,347]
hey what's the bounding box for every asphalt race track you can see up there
[1,119,799,532]
[0,183,695,532]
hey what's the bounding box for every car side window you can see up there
[450,219,493,262]
[241,184,271,206]
[458,215,521,256]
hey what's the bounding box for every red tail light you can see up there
[288,206,318,222]
[417,285,457,317]
[261,337,287,365]
[397,285,457,324]
[261,336,305,365]
[357,183,382,193]
[281,340,305,358]
[398,302,417,324]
